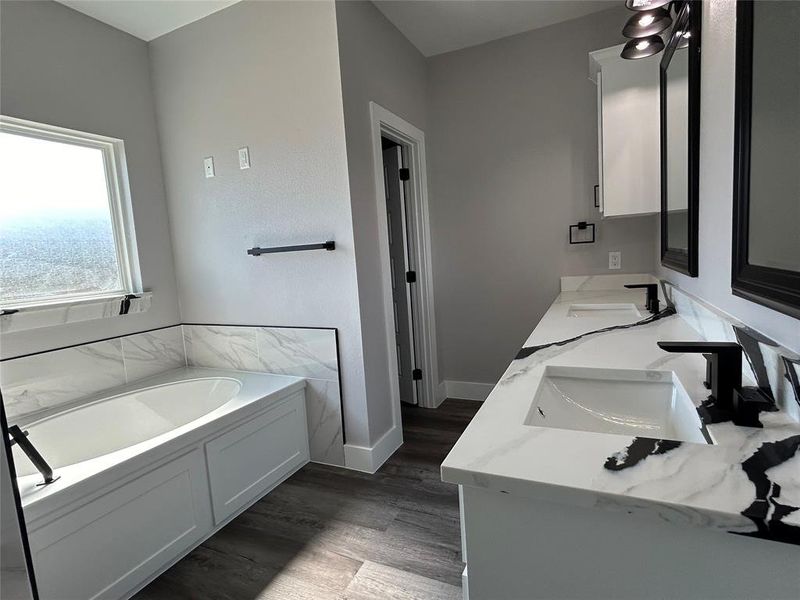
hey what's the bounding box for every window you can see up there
[0,117,140,308]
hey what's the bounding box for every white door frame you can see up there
[369,102,440,415]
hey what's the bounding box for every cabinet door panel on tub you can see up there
[28,449,212,600]
[205,391,310,525]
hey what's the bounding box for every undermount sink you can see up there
[524,366,712,445]
[567,303,642,319]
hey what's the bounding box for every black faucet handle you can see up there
[657,341,741,355]
[732,388,774,427]
[624,283,657,290]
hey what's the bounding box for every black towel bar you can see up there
[247,241,335,256]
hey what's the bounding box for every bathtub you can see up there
[12,367,310,600]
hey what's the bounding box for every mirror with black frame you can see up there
[660,1,700,277]
[732,0,800,318]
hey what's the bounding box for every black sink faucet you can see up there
[625,283,660,314]
[657,341,771,426]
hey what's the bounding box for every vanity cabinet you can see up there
[589,45,660,218]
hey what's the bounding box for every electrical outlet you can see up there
[203,156,215,178]
[238,147,250,170]
[609,251,621,270]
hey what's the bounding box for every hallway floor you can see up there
[134,399,480,600]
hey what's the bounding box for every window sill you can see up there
[0,292,152,334]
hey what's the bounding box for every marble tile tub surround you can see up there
[182,325,344,466]
[0,292,153,334]
[0,324,345,467]
[1,326,185,421]
[441,280,800,546]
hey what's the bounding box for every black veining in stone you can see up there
[515,307,677,360]
[604,437,682,471]
[733,325,775,400]
[782,356,800,408]
[733,435,800,546]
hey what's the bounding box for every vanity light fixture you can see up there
[620,34,665,59]
[623,8,672,38]
[625,0,672,11]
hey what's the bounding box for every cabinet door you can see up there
[596,71,604,214]
[600,53,660,217]
[28,449,212,600]
[205,392,309,525]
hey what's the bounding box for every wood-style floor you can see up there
[134,399,480,600]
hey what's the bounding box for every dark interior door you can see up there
[382,144,417,405]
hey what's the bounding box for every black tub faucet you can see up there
[625,283,660,314]
[657,341,771,426]
[8,425,59,486]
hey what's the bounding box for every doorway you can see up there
[370,102,439,421]
[381,138,418,405]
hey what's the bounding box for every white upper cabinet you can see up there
[589,45,660,218]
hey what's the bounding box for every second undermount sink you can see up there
[524,366,712,445]
[567,303,642,319]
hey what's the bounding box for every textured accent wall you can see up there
[148,0,372,451]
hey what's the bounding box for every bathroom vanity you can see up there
[442,275,800,600]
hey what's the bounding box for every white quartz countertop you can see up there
[441,287,800,544]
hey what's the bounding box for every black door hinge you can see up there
[406,271,417,283]
[412,368,422,381]
[399,168,410,181]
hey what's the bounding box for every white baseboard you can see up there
[443,380,495,402]
[434,381,448,408]
[343,425,403,474]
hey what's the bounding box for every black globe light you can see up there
[622,8,672,38]
[625,0,672,11]
[620,35,665,59]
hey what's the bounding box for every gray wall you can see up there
[427,7,657,384]
[655,0,800,353]
[335,0,428,437]
[148,1,375,447]
[0,0,180,359]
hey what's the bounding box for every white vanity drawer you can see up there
[205,391,309,524]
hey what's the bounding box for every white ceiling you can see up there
[55,0,616,52]
[57,0,241,41]
[373,0,616,57]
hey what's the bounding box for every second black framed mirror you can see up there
[660,1,701,277]
[731,0,800,318]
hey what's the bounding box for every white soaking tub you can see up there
[12,367,309,600]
